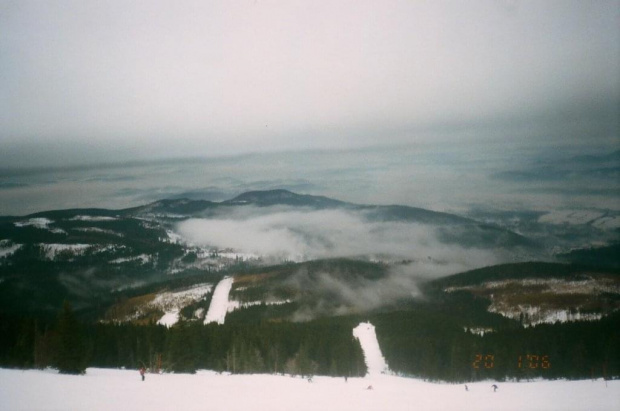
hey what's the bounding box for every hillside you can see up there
[0,190,539,318]
[1,191,619,381]
[425,262,620,327]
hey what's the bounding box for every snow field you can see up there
[0,368,617,411]
[40,243,93,260]
[156,310,180,327]
[14,218,66,234]
[69,215,118,222]
[152,284,213,327]
[204,277,234,324]
[226,299,291,313]
[74,227,124,237]
[109,254,152,265]
[0,241,22,259]
[353,322,390,376]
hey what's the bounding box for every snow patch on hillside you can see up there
[157,310,180,327]
[109,254,152,265]
[15,218,66,234]
[152,284,213,327]
[227,299,292,313]
[93,244,127,254]
[446,277,619,326]
[74,227,124,237]
[353,322,390,376]
[0,240,22,259]
[39,243,93,260]
[465,327,495,336]
[446,277,620,295]
[489,305,603,327]
[205,277,234,324]
[153,284,213,308]
[70,215,118,222]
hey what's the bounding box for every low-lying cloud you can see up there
[177,207,499,262]
[284,255,505,322]
[176,206,507,319]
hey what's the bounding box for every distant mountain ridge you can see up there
[128,189,481,225]
[13,189,535,251]
[223,189,347,208]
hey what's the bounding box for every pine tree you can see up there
[55,301,87,374]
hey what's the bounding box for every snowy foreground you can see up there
[0,368,618,411]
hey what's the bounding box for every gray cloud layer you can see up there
[176,206,503,266]
[1,1,618,167]
[177,206,506,319]
[284,263,449,321]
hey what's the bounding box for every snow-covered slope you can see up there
[40,243,93,260]
[204,277,234,325]
[0,368,617,411]
[14,218,66,234]
[353,322,390,376]
[106,283,212,325]
[153,284,213,327]
[445,276,620,326]
[0,240,22,259]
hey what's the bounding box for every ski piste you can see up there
[204,277,234,325]
[353,322,390,376]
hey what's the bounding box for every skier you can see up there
[492,384,498,392]
[465,385,469,391]
[140,367,146,382]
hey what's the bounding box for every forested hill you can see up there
[1,191,618,381]
[427,261,618,290]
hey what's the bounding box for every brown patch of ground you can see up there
[233,272,277,286]
[104,293,158,321]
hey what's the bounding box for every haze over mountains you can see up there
[1,3,618,398]
[2,188,618,384]
[1,189,618,321]
[2,145,619,217]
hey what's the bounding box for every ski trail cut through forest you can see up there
[204,277,234,325]
[353,322,390,376]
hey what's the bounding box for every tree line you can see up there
[0,303,366,377]
[2,301,618,382]
[372,308,620,382]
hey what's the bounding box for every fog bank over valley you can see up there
[176,205,509,300]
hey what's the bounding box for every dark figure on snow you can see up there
[492,384,498,392]
[465,385,469,391]
[140,367,146,382]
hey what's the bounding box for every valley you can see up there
[0,190,618,382]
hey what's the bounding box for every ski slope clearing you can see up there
[353,322,390,376]
[204,276,234,324]
[0,368,617,411]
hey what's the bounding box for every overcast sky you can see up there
[1,0,618,167]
